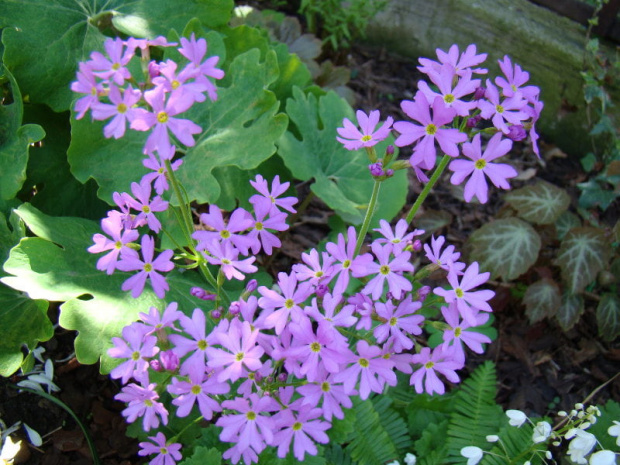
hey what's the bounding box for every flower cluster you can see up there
[461,404,620,465]
[337,44,542,204]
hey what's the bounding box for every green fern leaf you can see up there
[446,361,503,463]
[481,422,546,465]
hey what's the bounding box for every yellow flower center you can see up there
[143,263,153,272]
[112,63,121,70]
[160,447,168,455]
[361,135,372,142]
[115,240,122,249]
[131,351,140,361]
[455,288,464,298]
[342,259,351,269]
[358,358,369,368]
[425,361,435,369]
[191,384,202,395]
[475,159,487,170]
[389,317,398,326]
[171,80,180,89]
[425,123,437,135]
[235,352,245,361]
[380,265,390,275]
[454,327,462,337]
[285,298,295,309]
[444,94,455,104]
[142,205,151,213]
[198,339,208,350]
[255,222,263,230]
[246,411,256,421]
[157,111,169,123]
[293,422,303,431]
[310,342,322,353]
[220,230,230,239]
[496,104,504,114]
[117,103,127,114]
[321,382,331,392]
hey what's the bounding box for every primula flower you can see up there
[249,174,298,216]
[417,65,480,116]
[116,235,174,298]
[409,346,462,395]
[88,210,139,275]
[609,421,620,446]
[115,382,168,431]
[90,84,141,139]
[361,242,414,301]
[142,152,183,195]
[207,320,265,383]
[589,450,617,465]
[247,202,288,255]
[418,44,488,76]
[478,80,529,134]
[202,240,258,281]
[193,204,254,254]
[292,249,335,286]
[272,403,331,461]
[138,432,182,465]
[532,421,552,443]
[124,178,169,233]
[138,302,184,335]
[177,33,225,101]
[325,226,374,295]
[108,322,159,385]
[336,109,394,151]
[374,297,424,353]
[433,261,494,326]
[373,218,423,254]
[71,62,104,119]
[449,133,517,204]
[152,59,209,105]
[131,86,202,155]
[169,308,218,375]
[441,304,491,364]
[258,272,314,334]
[495,55,540,102]
[296,367,353,421]
[88,37,134,85]
[167,370,229,419]
[305,293,357,343]
[423,235,465,273]
[216,393,277,462]
[333,340,397,400]
[394,92,467,170]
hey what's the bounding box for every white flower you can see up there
[386,461,400,465]
[567,429,597,464]
[608,421,620,447]
[404,453,417,465]
[461,446,484,465]
[589,450,617,465]
[486,435,499,442]
[506,409,527,427]
[0,436,22,463]
[532,421,552,443]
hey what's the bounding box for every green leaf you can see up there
[466,218,541,280]
[555,227,611,293]
[588,400,620,452]
[20,105,109,220]
[278,87,407,226]
[0,209,51,376]
[556,291,584,331]
[177,48,288,205]
[412,210,452,239]
[0,65,45,200]
[179,446,222,465]
[1,0,233,111]
[505,180,571,225]
[523,278,561,323]
[596,293,620,341]
[555,211,581,240]
[0,203,206,371]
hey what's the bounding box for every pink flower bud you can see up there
[412,239,422,251]
[160,350,179,372]
[506,124,527,141]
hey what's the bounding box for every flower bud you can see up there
[254,372,263,383]
[229,301,241,316]
[385,169,394,177]
[466,115,482,128]
[417,285,431,302]
[148,61,160,79]
[245,279,258,293]
[506,124,527,141]
[277,372,288,383]
[368,162,384,177]
[486,435,499,443]
[412,239,422,252]
[149,359,162,371]
[211,309,222,319]
[160,350,179,372]
[474,86,486,100]
[190,286,206,299]
[315,284,329,298]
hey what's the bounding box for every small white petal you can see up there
[23,423,42,447]
[0,436,23,461]
[486,435,499,442]
[404,453,417,465]
[461,446,484,465]
[589,450,616,465]
[506,409,527,427]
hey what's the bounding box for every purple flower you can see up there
[478,80,529,134]
[418,65,480,116]
[258,272,313,334]
[373,296,424,353]
[273,403,331,461]
[152,59,209,105]
[292,249,335,286]
[206,320,265,382]
[88,210,139,275]
[394,92,467,170]
[203,240,258,281]
[373,218,423,254]
[142,152,183,195]
[138,302,184,335]
[297,369,353,421]
[361,243,414,301]
[305,293,357,343]
[441,303,491,364]
[449,133,518,204]
[409,346,462,395]
[249,174,298,216]
[193,205,254,254]
[247,202,288,255]
[167,370,229,419]
[336,109,394,151]
[178,33,225,102]
[71,62,104,119]
[423,235,465,273]
[169,308,217,376]
[324,226,374,295]
[115,382,168,431]
[333,340,397,399]
[495,55,540,102]
[116,235,174,298]
[124,178,169,232]
[130,86,202,154]
[418,44,488,77]
[138,432,182,465]
[91,84,142,139]
[108,322,159,385]
[88,37,134,86]
[433,261,494,326]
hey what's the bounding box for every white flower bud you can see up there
[558,410,568,417]
[506,409,527,427]
[461,446,483,465]
[589,450,617,465]
[486,435,499,443]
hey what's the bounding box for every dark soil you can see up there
[2,19,619,465]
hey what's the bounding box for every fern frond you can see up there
[481,423,545,465]
[374,396,414,453]
[323,443,354,465]
[445,361,504,463]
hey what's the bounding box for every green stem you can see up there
[165,159,195,247]
[405,154,451,225]
[11,385,101,465]
[168,415,205,444]
[354,179,382,256]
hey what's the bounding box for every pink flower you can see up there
[324,226,374,295]
[71,62,104,119]
[409,346,462,395]
[167,370,229,419]
[203,240,258,281]
[116,235,174,298]
[478,80,529,134]
[258,272,313,334]
[91,84,142,139]
[373,296,424,353]
[495,55,540,102]
[249,174,298,216]
[88,210,139,275]
[88,37,134,85]
[423,235,465,273]
[124,178,169,232]
[138,432,182,465]
[108,322,159,385]
[169,308,218,376]
[441,303,491,364]
[418,65,480,116]
[394,92,467,170]
[178,33,225,101]
[273,403,331,461]
[418,44,488,77]
[373,218,423,254]
[336,110,394,151]
[449,133,518,204]
[193,205,254,254]
[115,383,168,431]
[360,243,414,300]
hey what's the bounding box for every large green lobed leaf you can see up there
[1,204,207,372]
[1,0,233,111]
[555,227,611,293]
[277,87,407,226]
[505,180,571,225]
[466,217,541,281]
[597,293,620,341]
[523,278,560,323]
